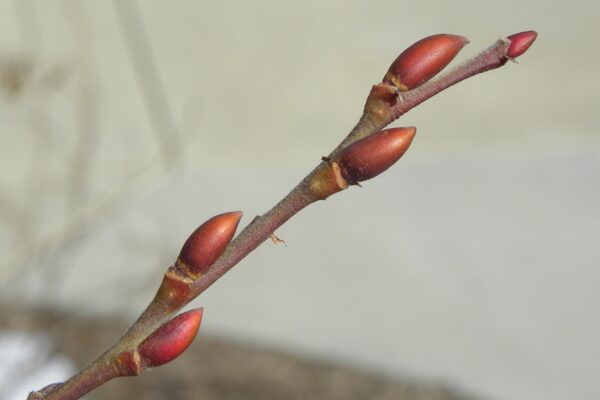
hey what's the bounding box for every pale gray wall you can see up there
[0,1,598,400]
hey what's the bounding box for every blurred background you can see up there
[0,1,598,399]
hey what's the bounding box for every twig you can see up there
[188,38,513,301]
[30,32,536,400]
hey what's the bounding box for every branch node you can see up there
[114,350,142,376]
[155,267,194,309]
[307,161,349,200]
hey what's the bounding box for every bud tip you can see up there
[506,31,538,59]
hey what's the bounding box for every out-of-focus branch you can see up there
[113,0,182,172]
[63,0,99,211]
[12,0,41,52]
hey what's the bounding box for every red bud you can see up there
[338,127,416,183]
[138,308,203,368]
[506,31,537,59]
[177,211,242,275]
[383,34,468,91]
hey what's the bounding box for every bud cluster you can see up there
[339,34,469,196]
[144,212,242,371]
[156,211,242,309]
[27,28,539,400]
[127,27,538,380]
[345,30,537,197]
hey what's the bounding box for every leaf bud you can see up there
[383,34,469,91]
[506,31,538,59]
[138,308,203,368]
[177,211,242,275]
[338,127,416,183]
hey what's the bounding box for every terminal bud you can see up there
[506,31,538,59]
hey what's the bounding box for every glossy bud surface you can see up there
[338,127,416,183]
[178,211,242,275]
[138,308,203,368]
[506,31,538,59]
[383,34,468,91]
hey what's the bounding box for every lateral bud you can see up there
[383,34,468,91]
[138,308,203,368]
[338,127,416,184]
[176,211,242,276]
[506,31,538,59]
